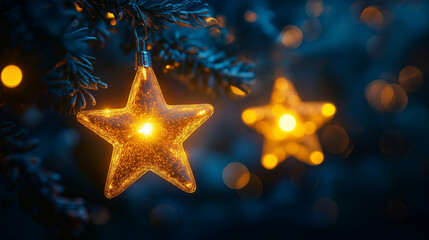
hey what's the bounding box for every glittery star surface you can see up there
[77,66,213,198]
[242,77,335,169]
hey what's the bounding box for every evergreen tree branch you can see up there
[75,0,211,33]
[150,32,254,97]
[0,120,89,239]
[48,25,107,115]
[0,0,106,114]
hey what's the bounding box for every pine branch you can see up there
[0,0,107,114]
[48,25,108,115]
[75,0,211,31]
[150,32,254,97]
[0,120,89,239]
[73,0,254,97]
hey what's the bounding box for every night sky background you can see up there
[2,0,429,239]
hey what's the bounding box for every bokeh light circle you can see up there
[1,65,23,88]
[281,25,303,48]
[222,162,250,189]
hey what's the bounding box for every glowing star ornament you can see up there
[77,51,213,198]
[242,77,335,169]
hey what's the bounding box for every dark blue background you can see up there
[1,0,429,239]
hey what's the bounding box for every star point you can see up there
[77,66,213,198]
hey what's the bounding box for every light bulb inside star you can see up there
[138,122,154,135]
[279,114,296,132]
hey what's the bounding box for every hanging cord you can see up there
[133,19,151,69]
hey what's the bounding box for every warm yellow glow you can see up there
[287,95,300,106]
[272,91,286,103]
[77,66,214,198]
[310,151,324,165]
[304,121,317,134]
[273,127,287,140]
[271,104,285,116]
[103,108,111,115]
[255,121,269,134]
[198,110,206,115]
[242,109,257,124]
[1,65,22,88]
[242,77,335,168]
[275,77,289,90]
[273,148,286,161]
[292,125,305,138]
[142,67,147,80]
[138,122,153,135]
[286,142,299,154]
[296,146,309,160]
[230,85,247,96]
[106,12,115,19]
[279,114,296,132]
[163,65,174,73]
[321,103,336,117]
[262,154,278,169]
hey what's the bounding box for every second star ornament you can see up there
[77,52,213,198]
[242,77,335,169]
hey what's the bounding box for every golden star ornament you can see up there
[242,77,336,169]
[77,66,213,198]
